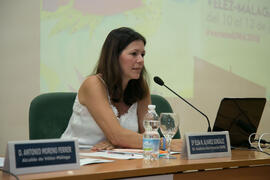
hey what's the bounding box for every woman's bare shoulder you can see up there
[78,75,107,104]
[81,75,105,89]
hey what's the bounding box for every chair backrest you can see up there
[29,92,76,140]
[151,94,181,139]
[29,93,180,140]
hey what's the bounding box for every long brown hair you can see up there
[93,27,149,105]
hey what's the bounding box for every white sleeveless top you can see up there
[61,77,139,146]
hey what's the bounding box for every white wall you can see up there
[0,0,40,154]
[168,57,270,137]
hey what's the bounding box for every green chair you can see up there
[29,92,76,140]
[29,93,180,140]
[151,94,180,139]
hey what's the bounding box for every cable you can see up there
[248,133,259,149]
[248,133,270,156]
[258,133,270,152]
[0,168,20,180]
[261,151,270,156]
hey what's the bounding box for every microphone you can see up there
[153,76,212,132]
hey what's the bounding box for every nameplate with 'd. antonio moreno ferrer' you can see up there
[3,139,79,175]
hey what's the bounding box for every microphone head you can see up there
[153,76,164,86]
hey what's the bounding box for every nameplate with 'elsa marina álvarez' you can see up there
[181,131,231,159]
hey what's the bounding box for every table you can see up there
[1,149,270,180]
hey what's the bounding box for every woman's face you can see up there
[119,40,145,83]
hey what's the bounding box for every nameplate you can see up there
[3,139,80,175]
[181,131,231,159]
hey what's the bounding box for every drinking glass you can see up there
[159,113,179,159]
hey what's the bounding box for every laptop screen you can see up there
[213,98,266,147]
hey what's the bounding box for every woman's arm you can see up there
[78,75,144,148]
[171,139,183,152]
[91,140,115,151]
[137,91,151,134]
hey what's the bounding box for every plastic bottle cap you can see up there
[148,104,156,110]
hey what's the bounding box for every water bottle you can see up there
[143,105,160,160]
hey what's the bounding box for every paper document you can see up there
[111,149,180,154]
[80,158,113,166]
[110,149,143,154]
[79,144,93,149]
[0,157,4,168]
[80,151,143,160]
[80,149,179,160]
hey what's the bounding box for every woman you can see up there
[61,27,182,151]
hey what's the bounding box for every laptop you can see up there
[213,98,266,148]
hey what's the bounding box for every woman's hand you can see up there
[170,139,183,152]
[91,140,115,151]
